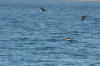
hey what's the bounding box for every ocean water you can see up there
[0,1,100,66]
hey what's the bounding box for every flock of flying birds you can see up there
[40,6,86,42]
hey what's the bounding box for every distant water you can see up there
[0,1,100,66]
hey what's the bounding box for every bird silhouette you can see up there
[40,6,46,12]
[80,16,86,21]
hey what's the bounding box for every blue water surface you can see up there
[0,0,100,66]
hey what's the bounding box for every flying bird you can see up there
[40,6,46,12]
[80,16,86,21]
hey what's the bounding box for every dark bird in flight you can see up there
[40,6,46,12]
[80,16,86,21]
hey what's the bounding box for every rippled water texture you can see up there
[0,1,100,66]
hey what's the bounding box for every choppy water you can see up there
[0,1,100,66]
